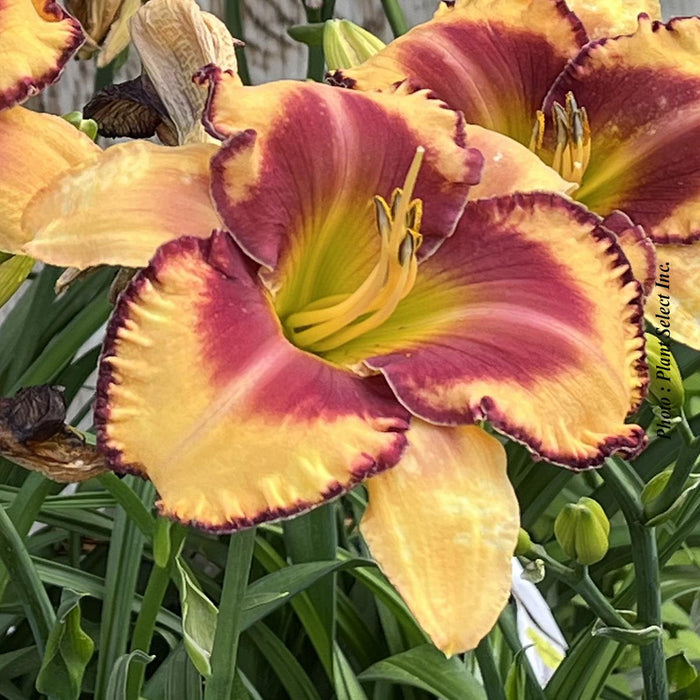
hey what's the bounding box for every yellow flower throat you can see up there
[530,92,591,186]
[285,147,425,354]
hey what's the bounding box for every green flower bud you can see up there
[554,497,610,566]
[323,19,386,71]
[61,111,99,142]
[514,528,533,556]
[641,468,673,506]
[645,332,684,417]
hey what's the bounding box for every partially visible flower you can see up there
[65,0,138,62]
[85,0,241,145]
[334,1,700,348]
[565,0,661,38]
[0,0,83,110]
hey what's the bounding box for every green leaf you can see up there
[165,645,203,700]
[667,652,697,692]
[35,591,94,700]
[175,558,218,676]
[333,642,370,700]
[358,644,487,700]
[105,650,154,699]
[0,256,33,309]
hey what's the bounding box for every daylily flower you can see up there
[0,0,647,653]
[332,0,700,348]
[9,66,647,652]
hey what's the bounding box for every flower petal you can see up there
[201,70,481,278]
[0,0,83,109]
[348,193,647,468]
[130,0,240,144]
[545,16,700,244]
[566,0,661,39]
[646,243,700,350]
[466,124,575,201]
[602,211,656,298]
[96,231,410,531]
[361,420,519,655]
[329,0,586,146]
[0,106,100,254]
[23,141,221,268]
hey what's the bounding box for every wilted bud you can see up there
[645,332,684,416]
[61,112,99,142]
[554,497,610,566]
[323,19,385,71]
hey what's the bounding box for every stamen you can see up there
[284,147,425,354]
[530,92,591,186]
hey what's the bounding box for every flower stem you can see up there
[381,0,409,36]
[126,524,187,700]
[204,528,256,700]
[601,458,669,700]
[304,0,336,81]
[225,0,251,85]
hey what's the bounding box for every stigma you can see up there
[285,147,425,354]
[530,92,591,186]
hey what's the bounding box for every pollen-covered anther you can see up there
[285,147,425,354]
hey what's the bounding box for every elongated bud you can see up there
[323,19,386,71]
[645,332,684,416]
[61,111,99,142]
[641,468,673,506]
[554,497,610,566]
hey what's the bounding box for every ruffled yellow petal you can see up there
[0,106,100,254]
[645,243,700,350]
[0,0,83,109]
[567,0,661,39]
[23,141,221,268]
[97,232,409,530]
[362,420,519,656]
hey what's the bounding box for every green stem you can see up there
[601,458,668,700]
[126,524,187,700]
[475,636,506,700]
[522,545,631,630]
[304,5,325,81]
[224,0,251,85]
[380,0,409,36]
[204,528,256,700]
[678,411,695,446]
[0,505,55,655]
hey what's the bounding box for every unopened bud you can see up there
[645,333,684,416]
[641,468,673,506]
[554,497,610,566]
[514,528,533,556]
[61,111,99,142]
[323,19,386,71]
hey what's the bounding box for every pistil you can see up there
[285,147,425,354]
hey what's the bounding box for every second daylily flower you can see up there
[334,0,700,347]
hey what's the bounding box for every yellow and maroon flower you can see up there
[13,72,644,652]
[335,1,700,348]
[0,0,83,110]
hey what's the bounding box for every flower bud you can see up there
[554,497,610,565]
[514,528,533,556]
[61,111,99,142]
[645,332,684,416]
[323,19,386,71]
[641,468,673,506]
